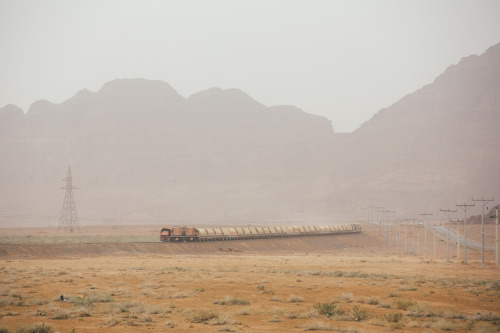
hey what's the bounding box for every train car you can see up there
[288,226,301,235]
[274,226,286,236]
[249,227,259,237]
[197,228,209,241]
[235,227,245,239]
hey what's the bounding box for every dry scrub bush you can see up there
[28,299,49,306]
[406,302,443,318]
[334,292,354,303]
[429,318,456,331]
[207,313,240,325]
[384,312,403,323]
[213,295,250,305]
[142,282,161,289]
[141,288,159,298]
[384,312,404,329]
[344,305,369,321]
[111,287,131,297]
[469,311,500,321]
[0,287,11,296]
[111,301,147,314]
[287,294,304,303]
[104,314,120,327]
[0,297,17,307]
[398,284,417,291]
[256,285,275,295]
[1,311,19,317]
[68,295,95,309]
[141,313,153,323]
[472,321,500,333]
[393,298,415,310]
[167,292,189,299]
[184,308,218,323]
[303,321,339,331]
[163,321,175,328]
[68,292,113,308]
[267,315,282,322]
[16,323,54,333]
[75,308,92,317]
[358,296,380,305]
[51,308,72,320]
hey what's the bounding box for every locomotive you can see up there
[160,224,361,242]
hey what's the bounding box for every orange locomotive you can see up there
[160,227,199,242]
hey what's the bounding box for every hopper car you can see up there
[160,224,361,242]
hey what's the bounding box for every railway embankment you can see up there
[0,232,376,258]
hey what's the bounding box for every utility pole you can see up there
[375,206,384,238]
[58,166,79,232]
[404,219,408,255]
[395,220,400,248]
[472,197,494,268]
[361,207,368,225]
[367,205,373,226]
[495,207,499,266]
[440,209,456,263]
[385,210,395,247]
[412,219,416,255]
[450,219,462,260]
[433,221,436,256]
[456,202,475,264]
[419,213,432,258]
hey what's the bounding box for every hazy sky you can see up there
[1,1,499,132]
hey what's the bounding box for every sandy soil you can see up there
[0,223,499,332]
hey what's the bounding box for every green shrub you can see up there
[313,302,343,317]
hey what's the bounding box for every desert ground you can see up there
[0,223,499,333]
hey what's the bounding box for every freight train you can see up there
[160,224,361,242]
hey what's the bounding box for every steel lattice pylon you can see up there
[58,166,79,232]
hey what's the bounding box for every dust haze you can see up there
[1,44,500,227]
